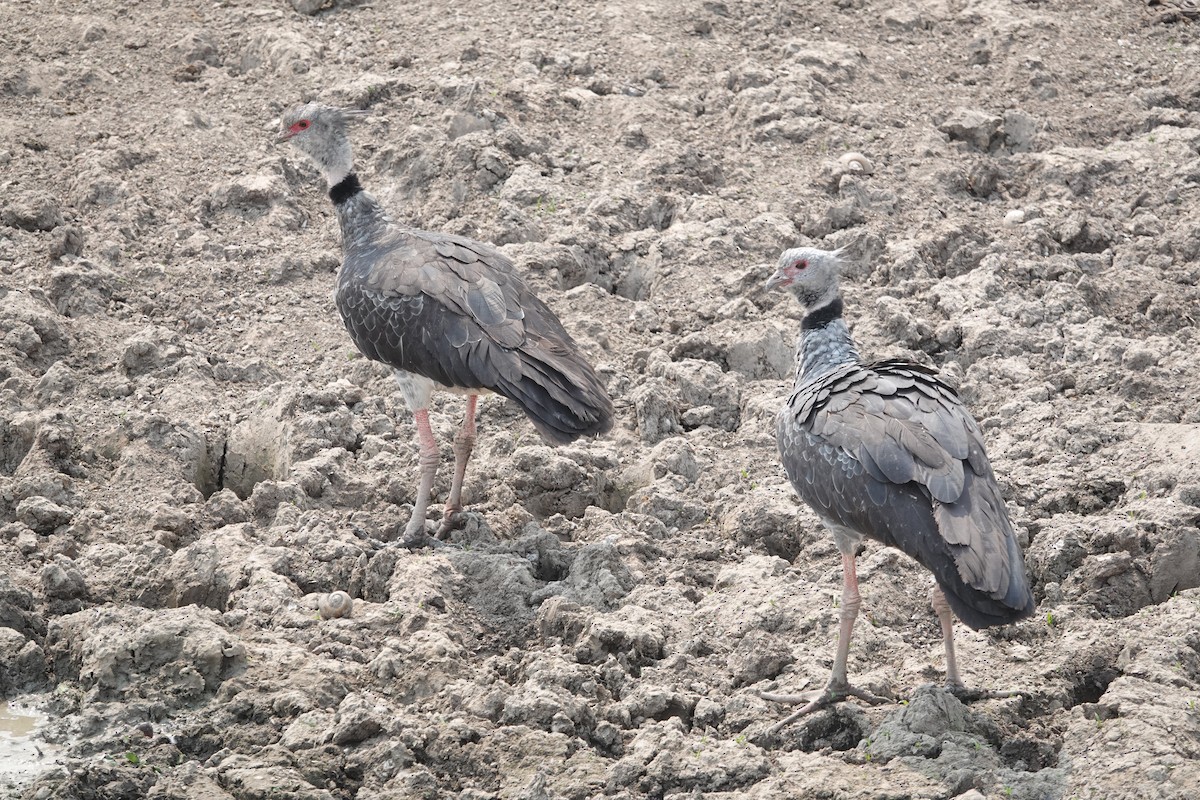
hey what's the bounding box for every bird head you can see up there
[765,247,844,310]
[276,102,367,186]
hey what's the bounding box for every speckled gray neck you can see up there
[335,190,389,248]
[795,296,860,383]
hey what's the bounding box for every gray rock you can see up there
[290,0,328,14]
[327,73,411,109]
[1147,527,1200,602]
[500,164,557,206]
[648,354,741,432]
[626,476,708,531]
[41,556,89,600]
[16,495,73,533]
[719,489,811,561]
[280,709,334,750]
[168,31,220,66]
[631,377,682,444]
[883,5,931,31]
[121,326,187,376]
[206,488,249,527]
[939,108,1002,151]
[2,192,63,231]
[0,627,46,693]
[530,540,636,610]
[733,213,799,258]
[784,40,865,85]
[203,172,287,215]
[862,686,972,762]
[574,607,666,667]
[49,224,85,259]
[239,30,320,74]
[165,537,241,610]
[729,629,795,687]
[329,693,386,745]
[1002,109,1039,152]
[1026,527,1088,585]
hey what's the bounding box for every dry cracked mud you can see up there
[2,0,1199,798]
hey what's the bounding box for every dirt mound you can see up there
[2,0,1199,798]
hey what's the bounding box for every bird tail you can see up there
[934,533,1036,630]
[930,471,1036,630]
[496,336,614,446]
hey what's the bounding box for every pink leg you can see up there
[829,551,862,690]
[932,588,965,690]
[438,395,477,536]
[403,408,440,546]
[762,550,887,729]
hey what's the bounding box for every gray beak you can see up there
[765,269,788,292]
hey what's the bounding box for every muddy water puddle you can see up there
[0,701,58,793]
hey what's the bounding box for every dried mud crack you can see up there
[2,0,1200,798]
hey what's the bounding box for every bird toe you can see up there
[436,508,467,537]
[763,679,892,731]
[945,684,1026,703]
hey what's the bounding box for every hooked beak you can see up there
[275,129,296,145]
[765,269,790,292]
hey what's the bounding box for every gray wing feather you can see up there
[778,359,1034,629]
[337,227,613,444]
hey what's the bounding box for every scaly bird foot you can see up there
[435,506,466,539]
[945,684,1025,703]
[760,680,890,732]
[398,518,461,551]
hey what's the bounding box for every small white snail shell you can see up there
[1003,209,1025,227]
[838,151,875,174]
[319,591,353,620]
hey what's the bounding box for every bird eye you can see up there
[795,260,808,270]
[297,120,310,129]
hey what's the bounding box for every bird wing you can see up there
[778,359,1032,628]
[337,230,613,443]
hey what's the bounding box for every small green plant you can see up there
[738,467,758,490]
[734,733,747,745]
[1003,787,1014,797]
[124,751,141,766]
[535,195,558,215]
[1046,611,1056,628]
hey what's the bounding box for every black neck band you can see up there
[329,173,363,205]
[801,296,843,331]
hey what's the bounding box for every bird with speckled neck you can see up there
[278,103,614,548]
[763,247,1036,726]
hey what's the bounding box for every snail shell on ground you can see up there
[838,151,875,174]
[319,590,353,620]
